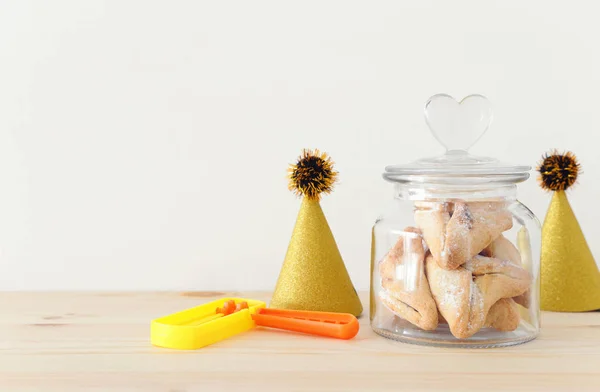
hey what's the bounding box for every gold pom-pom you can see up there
[288,149,338,201]
[537,150,580,191]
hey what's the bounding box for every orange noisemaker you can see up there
[252,308,359,340]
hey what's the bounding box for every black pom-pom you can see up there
[288,149,337,201]
[537,150,580,191]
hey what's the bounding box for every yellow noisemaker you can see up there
[270,149,363,316]
[538,151,600,311]
[151,298,266,349]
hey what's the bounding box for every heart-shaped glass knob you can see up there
[424,94,493,152]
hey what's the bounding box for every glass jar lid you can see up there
[384,94,531,185]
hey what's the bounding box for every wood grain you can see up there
[1,291,599,391]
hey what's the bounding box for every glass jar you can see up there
[370,94,540,348]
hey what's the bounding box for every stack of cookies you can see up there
[378,200,531,339]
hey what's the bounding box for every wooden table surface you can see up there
[1,291,599,391]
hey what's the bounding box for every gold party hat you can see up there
[270,149,363,316]
[538,151,600,311]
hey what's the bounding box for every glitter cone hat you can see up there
[270,150,363,316]
[541,191,600,311]
[538,151,600,311]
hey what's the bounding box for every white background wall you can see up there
[1,0,599,291]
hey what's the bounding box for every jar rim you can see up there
[383,151,531,185]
